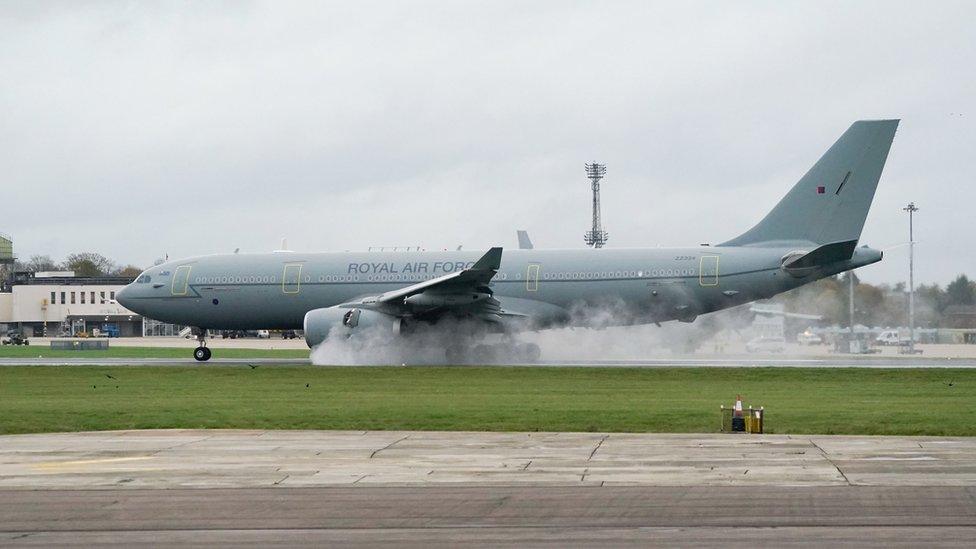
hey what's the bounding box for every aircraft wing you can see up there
[340,247,514,321]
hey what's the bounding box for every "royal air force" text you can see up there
[346,261,476,275]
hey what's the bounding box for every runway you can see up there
[2,430,976,546]
[4,486,975,547]
[2,356,976,367]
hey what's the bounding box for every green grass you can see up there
[1,366,973,436]
[0,345,309,359]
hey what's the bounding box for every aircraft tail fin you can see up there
[720,119,899,248]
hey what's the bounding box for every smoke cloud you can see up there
[308,301,754,365]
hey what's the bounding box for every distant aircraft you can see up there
[117,120,899,361]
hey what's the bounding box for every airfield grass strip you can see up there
[0,366,973,436]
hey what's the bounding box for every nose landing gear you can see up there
[193,346,212,361]
[192,328,212,361]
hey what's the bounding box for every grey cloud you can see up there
[1,1,973,284]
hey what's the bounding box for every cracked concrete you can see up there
[2,430,975,489]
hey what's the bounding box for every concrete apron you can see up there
[2,430,975,489]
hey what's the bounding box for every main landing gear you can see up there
[446,340,542,364]
[192,328,212,362]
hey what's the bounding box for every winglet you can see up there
[472,247,503,271]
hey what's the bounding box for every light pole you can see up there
[849,271,855,337]
[903,202,919,353]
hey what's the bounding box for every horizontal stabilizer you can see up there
[783,239,858,271]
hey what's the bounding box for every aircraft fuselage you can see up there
[117,245,881,331]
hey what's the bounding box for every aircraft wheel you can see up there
[445,345,466,364]
[194,346,212,361]
[472,343,498,363]
[520,343,541,363]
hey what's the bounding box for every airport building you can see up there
[0,271,146,337]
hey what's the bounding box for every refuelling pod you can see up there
[303,306,401,348]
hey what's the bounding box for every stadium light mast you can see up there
[583,163,608,248]
[904,202,919,353]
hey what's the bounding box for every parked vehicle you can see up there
[876,330,903,346]
[746,336,786,353]
[2,331,29,346]
[797,330,823,345]
[281,330,299,340]
[257,330,270,339]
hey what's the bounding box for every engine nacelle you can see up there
[303,306,401,348]
[404,291,491,309]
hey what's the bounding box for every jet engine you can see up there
[303,306,401,348]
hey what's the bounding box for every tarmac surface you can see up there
[2,430,976,546]
[3,356,976,367]
[5,336,976,367]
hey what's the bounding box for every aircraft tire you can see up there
[445,345,464,364]
[521,343,541,363]
[472,344,498,363]
[194,347,211,362]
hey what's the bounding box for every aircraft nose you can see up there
[116,285,133,309]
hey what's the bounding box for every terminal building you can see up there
[0,233,184,337]
[0,271,144,337]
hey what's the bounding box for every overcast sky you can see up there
[2,1,973,285]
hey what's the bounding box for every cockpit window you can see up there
[136,274,151,283]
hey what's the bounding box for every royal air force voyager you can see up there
[116,120,899,361]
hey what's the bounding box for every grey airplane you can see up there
[117,120,899,361]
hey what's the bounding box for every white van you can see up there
[876,330,902,346]
[746,336,786,353]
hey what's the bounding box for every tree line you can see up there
[773,273,976,329]
[15,253,146,278]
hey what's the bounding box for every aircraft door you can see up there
[171,265,191,295]
[526,264,540,292]
[282,264,302,294]
[699,256,719,286]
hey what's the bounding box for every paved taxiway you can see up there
[2,430,976,546]
[3,356,976,367]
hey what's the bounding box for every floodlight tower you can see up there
[583,163,608,248]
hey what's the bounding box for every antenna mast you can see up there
[583,163,608,248]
